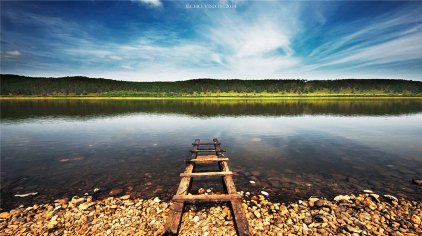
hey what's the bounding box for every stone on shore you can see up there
[0,192,420,235]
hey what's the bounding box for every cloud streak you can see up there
[1,1,421,81]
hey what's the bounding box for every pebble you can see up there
[334,195,351,202]
[315,199,325,207]
[0,212,10,219]
[14,192,38,197]
[260,191,269,196]
[0,192,420,235]
[108,188,123,196]
[412,179,422,185]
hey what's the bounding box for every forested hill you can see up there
[1,74,421,97]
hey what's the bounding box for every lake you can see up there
[1,98,422,210]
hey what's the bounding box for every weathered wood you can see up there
[180,171,233,177]
[164,202,184,234]
[220,162,238,194]
[231,199,251,236]
[164,139,200,234]
[186,158,229,163]
[165,138,251,236]
[191,149,226,153]
[192,142,221,146]
[214,138,250,235]
[173,194,241,202]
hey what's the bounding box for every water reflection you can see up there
[1,99,422,210]
[2,98,422,120]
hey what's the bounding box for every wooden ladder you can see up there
[164,138,250,235]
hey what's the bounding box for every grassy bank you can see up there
[2,95,422,100]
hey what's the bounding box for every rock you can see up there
[206,189,212,193]
[14,192,38,197]
[0,212,10,219]
[308,197,319,207]
[193,216,199,222]
[411,215,421,225]
[249,180,256,185]
[109,188,123,196]
[93,187,101,193]
[260,191,269,196]
[363,190,374,193]
[251,196,258,201]
[412,179,422,185]
[369,194,380,203]
[315,199,325,207]
[70,197,85,206]
[58,198,69,205]
[120,195,131,200]
[153,197,161,203]
[383,195,398,202]
[303,217,312,224]
[253,210,261,218]
[198,188,206,194]
[346,225,362,233]
[79,202,95,211]
[334,195,351,202]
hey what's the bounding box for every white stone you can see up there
[260,191,269,196]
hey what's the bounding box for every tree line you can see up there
[1,74,421,96]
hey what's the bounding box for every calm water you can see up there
[1,99,422,209]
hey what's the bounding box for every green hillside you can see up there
[1,74,421,97]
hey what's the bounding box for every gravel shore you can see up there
[0,192,420,235]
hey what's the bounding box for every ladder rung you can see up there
[192,142,221,146]
[180,171,233,177]
[173,194,241,202]
[186,158,229,163]
[191,149,225,153]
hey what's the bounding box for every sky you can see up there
[1,0,422,81]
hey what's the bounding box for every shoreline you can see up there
[0,192,420,235]
[1,96,422,100]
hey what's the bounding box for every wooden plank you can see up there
[192,142,221,146]
[231,199,251,236]
[197,155,218,160]
[186,158,229,163]
[164,139,199,234]
[214,138,251,236]
[164,202,184,234]
[220,162,238,193]
[180,171,232,177]
[191,149,226,153]
[173,194,241,202]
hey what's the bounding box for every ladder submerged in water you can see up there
[164,138,250,235]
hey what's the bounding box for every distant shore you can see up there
[2,95,422,100]
[0,192,420,235]
[2,75,421,98]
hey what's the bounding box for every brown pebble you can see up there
[109,188,123,196]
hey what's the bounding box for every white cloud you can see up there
[1,50,22,59]
[106,55,123,61]
[121,65,134,70]
[134,0,162,7]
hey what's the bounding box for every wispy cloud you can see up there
[133,0,162,7]
[1,1,421,81]
[1,50,22,59]
[303,6,422,74]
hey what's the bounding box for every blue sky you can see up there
[1,0,422,81]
